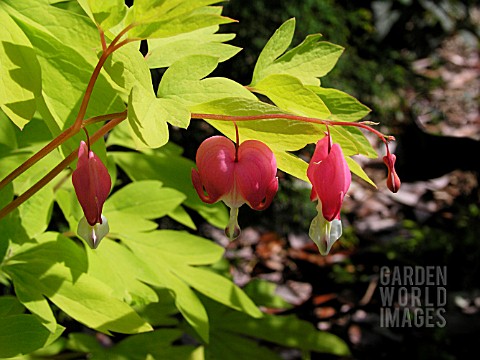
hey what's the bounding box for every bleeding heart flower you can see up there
[72,141,111,226]
[307,134,351,254]
[72,141,111,248]
[192,136,278,239]
[383,152,401,193]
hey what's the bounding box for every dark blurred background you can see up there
[169,1,480,359]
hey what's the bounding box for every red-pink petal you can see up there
[307,138,351,222]
[236,140,278,210]
[72,141,111,226]
[192,136,278,210]
[193,136,236,206]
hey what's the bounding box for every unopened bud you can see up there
[383,153,401,193]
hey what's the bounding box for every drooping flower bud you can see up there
[307,134,351,255]
[383,152,401,193]
[192,136,278,239]
[72,141,111,226]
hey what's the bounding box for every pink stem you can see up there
[191,113,394,145]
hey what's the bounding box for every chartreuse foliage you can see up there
[0,0,386,357]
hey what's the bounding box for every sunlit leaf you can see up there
[111,151,229,228]
[0,6,41,128]
[147,21,240,69]
[4,232,152,334]
[0,315,52,358]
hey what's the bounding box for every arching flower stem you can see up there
[0,111,126,193]
[0,115,126,220]
[190,113,395,145]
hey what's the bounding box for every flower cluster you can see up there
[71,127,400,254]
[192,132,400,255]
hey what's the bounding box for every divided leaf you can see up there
[0,315,52,358]
[127,2,234,39]
[111,150,229,228]
[252,19,344,86]
[119,230,260,342]
[128,84,190,149]
[254,74,330,119]
[147,22,240,69]
[104,180,187,235]
[309,86,371,122]
[158,55,256,108]
[4,233,152,335]
[0,4,41,128]
[77,0,127,30]
[252,18,295,85]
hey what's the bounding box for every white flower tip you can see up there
[77,215,109,249]
[309,214,342,256]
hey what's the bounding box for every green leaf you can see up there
[346,157,377,188]
[2,0,124,139]
[103,42,153,101]
[119,233,211,342]
[119,230,260,338]
[120,230,224,266]
[52,275,152,334]
[137,288,179,327]
[13,281,57,333]
[0,110,19,153]
[127,3,234,39]
[129,0,224,24]
[111,329,197,360]
[128,85,190,148]
[83,0,127,30]
[0,5,41,128]
[86,240,159,305]
[0,314,52,358]
[207,331,281,360]
[261,36,344,86]
[252,19,344,86]
[308,86,371,121]
[4,232,152,335]
[254,74,331,118]
[172,265,262,319]
[55,188,84,235]
[67,333,105,353]
[329,124,378,158]
[111,151,228,228]
[215,312,351,356]
[18,186,54,239]
[243,279,292,310]
[0,296,25,317]
[146,22,240,69]
[104,180,186,235]
[252,18,295,86]
[167,204,197,229]
[158,55,256,108]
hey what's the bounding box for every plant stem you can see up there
[82,110,127,127]
[0,112,125,192]
[73,23,135,130]
[0,116,126,220]
[73,51,112,130]
[191,113,394,144]
[0,24,135,219]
